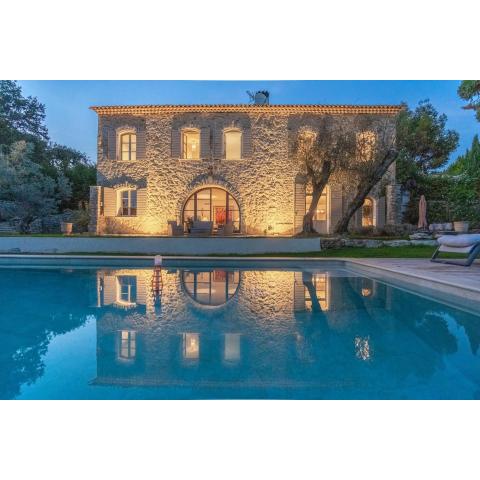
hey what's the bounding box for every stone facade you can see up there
[89,104,402,236]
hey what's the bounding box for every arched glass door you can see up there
[183,187,240,232]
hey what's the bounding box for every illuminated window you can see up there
[224,333,241,362]
[356,131,376,161]
[182,129,200,159]
[118,189,137,216]
[119,330,136,359]
[224,129,242,159]
[305,273,329,311]
[183,333,200,360]
[305,186,328,221]
[120,133,136,161]
[362,197,374,227]
[116,275,137,306]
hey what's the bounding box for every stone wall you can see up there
[92,110,399,236]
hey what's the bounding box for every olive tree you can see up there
[293,115,355,234]
[333,115,399,234]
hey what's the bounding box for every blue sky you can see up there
[18,80,479,164]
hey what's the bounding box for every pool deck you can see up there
[345,258,480,301]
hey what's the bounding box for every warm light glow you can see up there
[224,129,242,160]
[116,275,137,307]
[182,129,200,159]
[119,330,136,359]
[224,333,241,362]
[305,273,329,311]
[362,197,374,227]
[183,333,200,360]
[117,189,137,216]
[306,186,329,221]
[120,133,136,161]
[361,287,372,297]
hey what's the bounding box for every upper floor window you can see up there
[120,132,136,161]
[356,130,376,161]
[118,189,137,216]
[182,129,200,160]
[224,129,242,159]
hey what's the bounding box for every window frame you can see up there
[117,188,137,217]
[118,130,137,162]
[223,128,243,160]
[181,128,201,160]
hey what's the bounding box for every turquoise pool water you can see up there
[1,261,479,399]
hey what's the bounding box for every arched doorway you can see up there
[182,187,241,232]
[181,269,240,307]
[362,197,375,227]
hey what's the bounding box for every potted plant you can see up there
[61,222,73,235]
[453,220,470,233]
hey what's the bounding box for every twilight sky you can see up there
[18,80,479,164]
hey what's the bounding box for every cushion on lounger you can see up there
[437,234,480,248]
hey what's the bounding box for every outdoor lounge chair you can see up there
[431,234,480,266]
[190,220,213,235]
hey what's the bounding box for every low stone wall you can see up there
[321,238,437,249]
[0,236,321,255]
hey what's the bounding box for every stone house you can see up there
[89,101,403,236]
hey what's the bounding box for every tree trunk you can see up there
[333,150,397,234]
[302,161,332,234]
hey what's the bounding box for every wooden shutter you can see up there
[103,187,117,217]
[213,126,223,158]
[136,274,147,305]
[103,275,117,305]
[241,128,252,158]
[329,185,343,234]
[136,125,146,160]
[108,127,117,160]
[200,127,210,159]
[377,196,386,228]
[171,128,181,158]
[294,182,306,234]
[136,188,147,216]
[101,126,109,159]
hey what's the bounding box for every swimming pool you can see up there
[1,259,479,399]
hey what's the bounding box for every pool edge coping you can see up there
[1,254,479,297]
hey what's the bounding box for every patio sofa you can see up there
[190,221,213,236]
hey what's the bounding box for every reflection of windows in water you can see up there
[224,333,241,362]
[305,273,329,311]
[183,333,199,360]
[116,275,137,306]
[305,188,328,221]
[119,330,136,359]
[182,270,240,306]
[362,197,374,227]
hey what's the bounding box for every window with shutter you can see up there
[182,129,200,160]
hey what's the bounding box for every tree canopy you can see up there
[458,80,480,122]
[0,81,95,225]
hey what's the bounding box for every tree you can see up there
[293,116,354,233]
[333,115,399,234]
[458,80,480,122]
[395,100,459,178]
[0,80,49,145]
[0,141,71,230]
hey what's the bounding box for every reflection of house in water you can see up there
[92,267,477,396]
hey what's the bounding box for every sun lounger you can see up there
[431,234,480,266]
